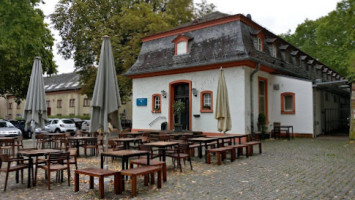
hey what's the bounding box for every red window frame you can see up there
[152,94,161,113]
[200,90,213,113]
[281,92,295,114]
[258,77,268,122]
[172,35,190,55]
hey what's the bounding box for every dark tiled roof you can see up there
[44,72,80,92]
[126,12,344,80]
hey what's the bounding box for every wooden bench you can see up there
[189,142,217,157]
[206,146,236,165]
[129,159,167,182]
[74,168,119,199]
[118,166,162,196]
[244,141,262,156]
[230,144,249,158]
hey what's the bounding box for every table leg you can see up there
[204,142,208,163]
[114,173,119,195]
[100,154,104,169]
[162,148,166,162]
[198,142,202,159]
[27,156,32,188]
[74,172,79,192]
[121,156,125,190]
[89,176,94,189]
[99,176,104,199]
[147,153,150,165]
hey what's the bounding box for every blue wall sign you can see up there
[136,98,147,106]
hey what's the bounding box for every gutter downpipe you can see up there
[250,63,260,137]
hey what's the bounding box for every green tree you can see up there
[280,0,355,79]
[0,0,56,101]
[51,0,215,100]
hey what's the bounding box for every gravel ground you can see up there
[1,137,355,200]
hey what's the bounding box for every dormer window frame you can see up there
[251,31,264,52]
[172,35,191,56]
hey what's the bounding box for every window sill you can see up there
[200,109,213,113]
[152,110,161,113]
[281,111,295,114]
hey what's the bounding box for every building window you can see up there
[152,94,161,113]
[8,114,12,120]
[69,99,75,107]
[200,91,213,113]
[176,41,187,55]
[258,77,268,121]
[173,35,190,55]
[281,92,295,114]
[46,100,50,108]
[8,103,12,109]
[254,37,263,51]
[57,100,62,108]
[16,103,20,110]
[83,98,90,107]
[270,44,277,57]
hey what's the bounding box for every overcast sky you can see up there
[38,0,341,74]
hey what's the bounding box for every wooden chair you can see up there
[158,135,170,141]
[35,152,71,190]
[84,138,98,157]
[63,148,78,170]
[97,135,104,152]
[0,139,16,157]
[14,136,24,151]
[166,143,193,172]
[36,134,49,149]
[0,154,28,191]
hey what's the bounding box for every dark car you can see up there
[9,120,27,137]
[71,118,83,130]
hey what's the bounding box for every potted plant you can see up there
[173,100,186,132]
[257,113,268,139]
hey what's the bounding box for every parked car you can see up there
[81,120,90,132]
[47,118,77,133]
[0,120,22,137]
[71,118,83,129]
[9,119,26,135]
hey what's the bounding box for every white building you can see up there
[125,12,350,137]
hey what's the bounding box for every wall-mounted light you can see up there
[192,88,198,97]
[161,90,167,98]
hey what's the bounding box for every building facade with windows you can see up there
[126,12,350,137]
[1,72,132,121]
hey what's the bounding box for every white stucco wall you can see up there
[269,75,314,135]
[132,67,247,134]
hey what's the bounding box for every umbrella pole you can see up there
[104,132,109,169]
[31,120,36,148]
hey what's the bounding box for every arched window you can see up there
[200,91,213,113]
[152,94,161,113]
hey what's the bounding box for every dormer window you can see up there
[254,36,263,51]
[270,44,277,57]
[172,34,192,55]
[176,41,187,55]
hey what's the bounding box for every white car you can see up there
[81,120,90,132]
[47,118,77,133]
[0,120,22,137]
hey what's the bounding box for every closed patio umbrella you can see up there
[215,67,231,133]
[24,57,47,147]
[90,36,122,167]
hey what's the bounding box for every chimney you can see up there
[246,14,252,20]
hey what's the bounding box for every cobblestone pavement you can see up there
[1,137,355,200]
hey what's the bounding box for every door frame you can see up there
[168,80,192,130]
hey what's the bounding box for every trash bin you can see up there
[161,122,167,130]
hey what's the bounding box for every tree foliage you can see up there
[280,0,355,80]
[51,0,215,100]
[0,0,56,101]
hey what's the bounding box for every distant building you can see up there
[126,12,350,137]
[1,72,132,121]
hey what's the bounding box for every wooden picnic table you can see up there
[17,149,62,188]
[207,134,249,145]
[124,132,144,138]
[110,138,142,149]
[100,150,150,189]
[144,141,179,162]
[188,137,219,162]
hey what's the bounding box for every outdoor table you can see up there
[68,136,96,156]
[144,141,179,162]
[110,138,142,149]
[124,132,144,138]
[42,133,64,148]
[207,134,249,145]
[100,150,150,188]
[188,137,219,163]
[169,133,193,140]
[274,125,294,140]
[17,149,62,188]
